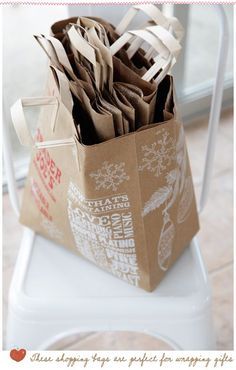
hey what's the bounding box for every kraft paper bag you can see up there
[35,34,119,143]
[48,16,181,131]
[39,28,151,132]
[65,23,156,129]
[11,65,199,291]
[36,31,126,140]
[50,16,151,77]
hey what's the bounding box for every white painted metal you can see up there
[172,5,189,97]
[6,229,214,350]
[199,5,229,212]
[2,104,20,217]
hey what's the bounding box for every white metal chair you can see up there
[3,5,228,350]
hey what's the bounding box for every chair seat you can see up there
[10,227,210,320]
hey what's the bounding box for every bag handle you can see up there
[78,17,111,48]
[116,4,184,41]
[67,24,102,90]
[116,5,168,35]
[110,26,180,83]
[168,16,184,42]
[110,28,169,59]
[78,17,113,91]
[34,34,73,74]
[87,27,113,92]
[142,26,181,83]
[10,97,63,148]
[115,4,183,66]
[146,56,173,85]
[49,65,74,114]
[126,25,181,61]
[146,25,181,59]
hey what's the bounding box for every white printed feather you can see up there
[142,186,171,217]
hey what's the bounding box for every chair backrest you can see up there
[3,5,229,217]
[3,104,20,217]
[198,5,229,212]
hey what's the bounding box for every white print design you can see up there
[142,183,173,217]
[67,181,140,286]
[158,217,175,271]
[176,126,194,224]
[140,125,194,271]
[177,176,194,223]
[90,161,129,192]
[41,219,63,241]
[67,194,108,267]
[138,130,176,177]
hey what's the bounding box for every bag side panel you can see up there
[136,117,199,290]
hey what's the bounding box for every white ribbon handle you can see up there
[67,24,101,89]
[116,5,168,35]
[111,26,181,83]
[168,16,184,42]
[147,25,181,60]
[110,28,170,59]
[116,4,184,41]
[50,65,74,114]
[11,97,59,148]
[34,34,74,74]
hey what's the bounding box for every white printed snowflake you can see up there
[41,219,63,241]
[90,161,129,191]
[138,130,176,177]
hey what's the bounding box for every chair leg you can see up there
[148,309,216,350]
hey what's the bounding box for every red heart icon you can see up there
[10,348,26,362]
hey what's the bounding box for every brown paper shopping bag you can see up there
[35,34,119,143]
[11,63,199,291]
[39,12,182,133]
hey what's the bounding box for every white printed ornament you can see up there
[158,217,175,271]
[177,176,194,224]
[139,125,194,272]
